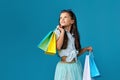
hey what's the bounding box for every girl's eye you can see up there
[64,16,67,18]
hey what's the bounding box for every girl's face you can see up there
[59,12,74,27]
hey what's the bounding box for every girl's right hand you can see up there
[86,46,93,52]
[58,25,65,33]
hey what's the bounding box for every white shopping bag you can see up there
[83,55,92,80]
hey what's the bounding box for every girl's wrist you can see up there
[85,48,88,51]
[61,30,65,34]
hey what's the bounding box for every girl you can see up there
[54,9,92,80]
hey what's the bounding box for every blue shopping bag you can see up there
[89,52,100,77]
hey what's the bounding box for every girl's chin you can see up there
[60,24,66,26]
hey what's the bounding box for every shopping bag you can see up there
[38,31,53,51]
[38,31,56,55]
[45,32,56,55]
[89,52,100,77]
[83,55,92,80]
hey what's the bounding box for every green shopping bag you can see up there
[38,31,53,51]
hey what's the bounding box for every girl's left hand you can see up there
[86,46,93,52]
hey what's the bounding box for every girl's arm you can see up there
[77,46,92,56]
[56,27,65,50]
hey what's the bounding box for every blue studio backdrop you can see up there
[0,0,120,80]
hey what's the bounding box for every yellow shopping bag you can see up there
[45,32,56,55]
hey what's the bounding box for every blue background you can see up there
[0,0,120,80]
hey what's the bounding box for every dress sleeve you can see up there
[54,25,60,40]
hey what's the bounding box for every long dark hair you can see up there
[59,9,81,51]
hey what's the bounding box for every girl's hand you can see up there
[58,25,65,33]
[86,46,93,52]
